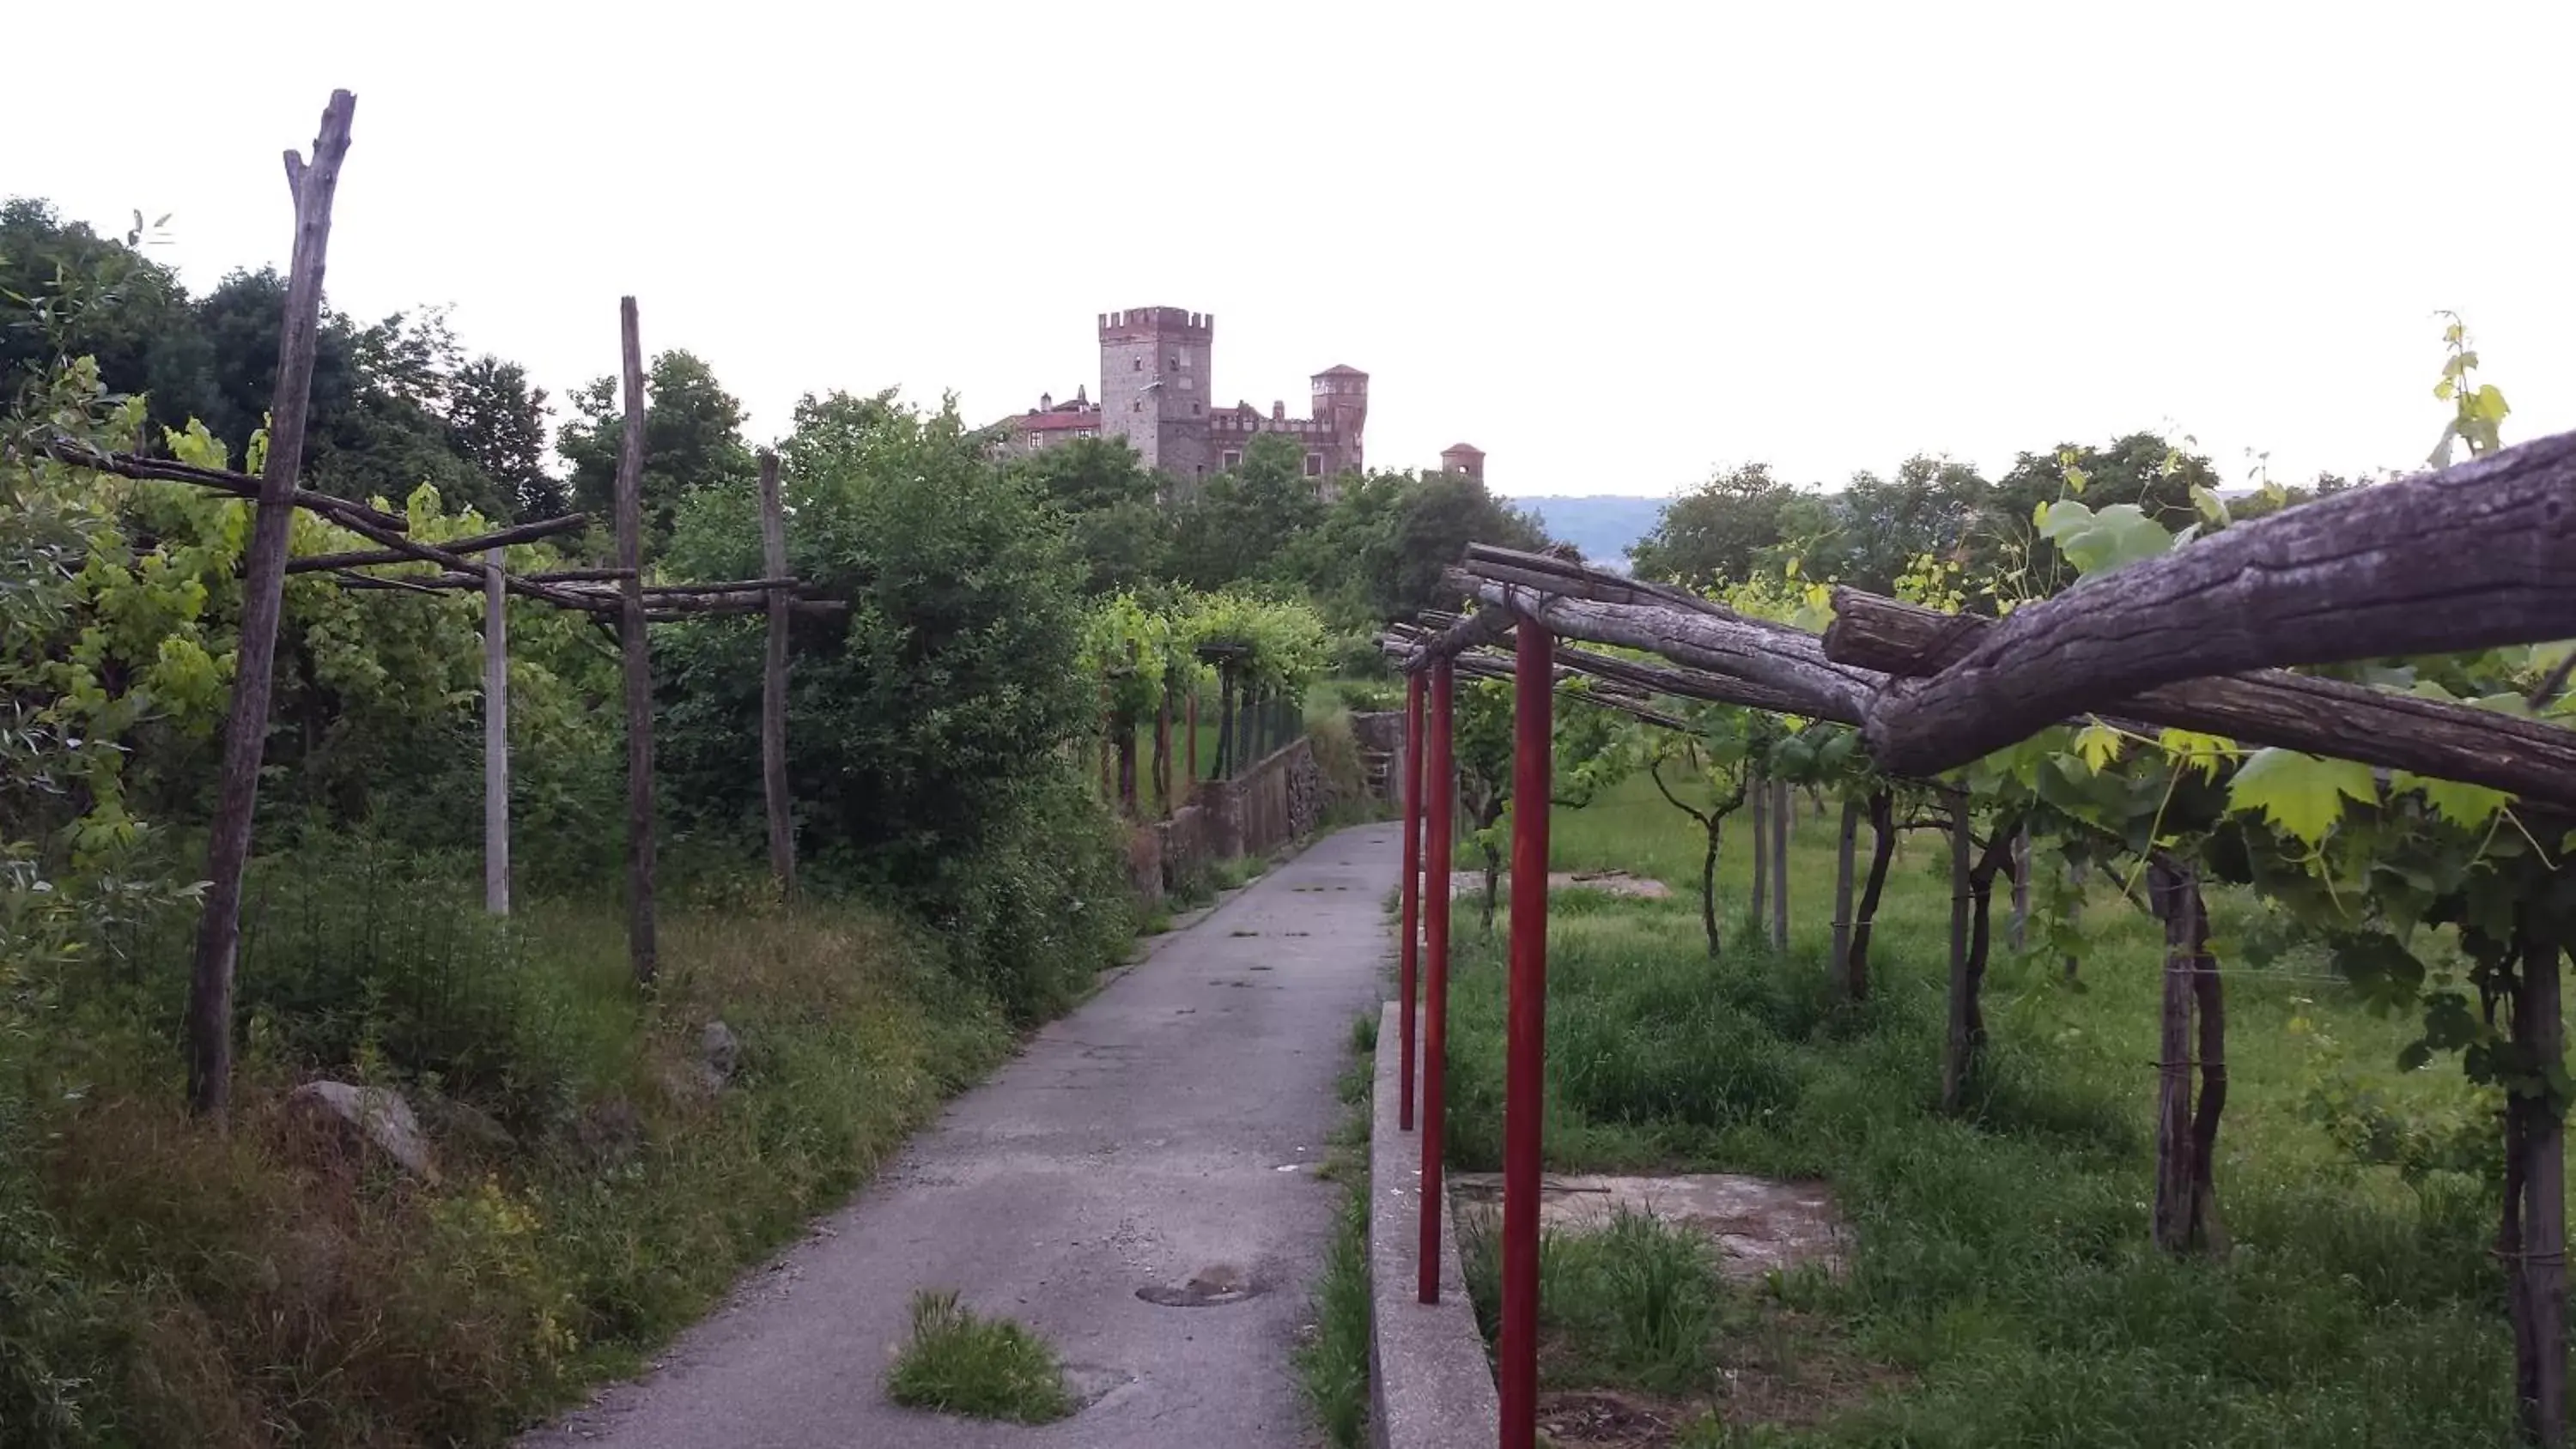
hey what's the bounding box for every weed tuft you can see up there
[885,1290,1075,1423]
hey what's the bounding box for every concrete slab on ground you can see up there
[1448,1173,1844,1282]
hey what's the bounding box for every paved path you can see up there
[524,824,1397,1449]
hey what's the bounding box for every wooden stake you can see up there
[1941,791,1972,1115]
[2150,858,2196,1251]
[483,548,508,915]
[1832,796,1858,995]
[1748,772,1768,928]
[2008,823,2031,951]
[615,297,657,987]
[1185,689,1200,801]
[2515,927,2567,1446]
[185,89,355,1120]
[758,451,794,898]
[1769,778,1789,950]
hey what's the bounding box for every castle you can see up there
[1002,306,1485,494]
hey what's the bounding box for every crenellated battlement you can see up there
[1098,306,1215,341]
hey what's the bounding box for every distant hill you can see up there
[1504,494,1670,572]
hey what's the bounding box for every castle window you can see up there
[1133,401,1143,413]
[1192,403,1201,415]
[1133,359,1143,371]
[1178,353,1191,368]
[1177,375,1192,391]
[1305,452,1324,477]
[1167,356,1178,371]
[1221,450,1242,470]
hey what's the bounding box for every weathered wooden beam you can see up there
[283,512,590,572]
[187,89,355,1122]
[1461,578,1875,725]
[1843,429,2576,775]
[615,297,656,988]
[39,438,407,533]
[1399,603,1516,670]
[1831,590,2576,807]
[1460,543,1737,620]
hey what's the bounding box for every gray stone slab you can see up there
[1367,1002,1500,1449]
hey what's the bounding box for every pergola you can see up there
[1380,431,2576,1447]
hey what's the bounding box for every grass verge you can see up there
[1429,773,2518,1446]
[884,1289,1075,1423]
[1296,1009,1380,1446]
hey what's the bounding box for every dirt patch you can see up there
[1450,1173,1845,1282]
[1532,1307,1901,1446]
[1448,870,1672,900]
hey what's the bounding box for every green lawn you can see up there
[1434,773,2518,1446]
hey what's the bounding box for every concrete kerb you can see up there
[1367,1001,1498,1449]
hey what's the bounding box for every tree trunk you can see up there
[1216,669,1237,777]
[1846,789,1896,1003]
[1941,795,1973,1116]
[483,549,509,916]
[1749,773,1769,930]
[1769,779,1789,951]
[1116,718,1139,818]
[1699,817,1722,960]
[1956,817,2020,1106]
[2512,925,2567,1447]
[1479,801,1505,934]
[2149,858,2198,1252]
[1832,797,1858,997]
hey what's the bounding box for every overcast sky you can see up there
[12,3,2571,499]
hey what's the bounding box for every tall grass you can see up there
[4,864,1028,1448]
[1433,774,2518,1445]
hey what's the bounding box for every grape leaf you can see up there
[2392,770,2509,831]
[2071,721,2123,773]
[2036,500,2176,579]
[2227,748,2377,846]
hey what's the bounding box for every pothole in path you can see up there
[1135,1264,1263,1307]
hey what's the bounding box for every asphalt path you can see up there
[521,822,1396,1448]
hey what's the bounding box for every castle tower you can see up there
[1309,365,1370,476]
[1099,307,1215,480]
[1440,443,1486,484]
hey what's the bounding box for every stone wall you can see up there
[1348,709,1404,803]
[1139,735,1332,906]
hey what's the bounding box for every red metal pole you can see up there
[1419,659,1455,1306]
[1500,620,1553,1449]
[1399,670,1425,1133]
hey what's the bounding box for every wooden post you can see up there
[1119,640,1141,817]
[2150,857,2196,1251]
[1500,620,1553,1449]
[2186,876,2229,1253]
[615,297,657,988]
[483,548,508,916]
[2514,927,2567,1446]
[1153,685,1173,818]
[1769,778,1789,950]
[758,450,795,898]
[1216,667,1237,778]
[2008,823,2031,951]
[1941,791,1972,1115]
[1399,671,1425,1132]
[2064,858,2087,980]
[1832,796,1858,995]
[1419,660,1455,1306]
[1186,688,1200,799]
[185,90,356,1120]
[1748,771,1768,930]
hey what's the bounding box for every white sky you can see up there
[10,2,2572,499]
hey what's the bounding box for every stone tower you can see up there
[1098,307,1215,479]
[1309,365,1370,476]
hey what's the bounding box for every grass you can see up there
[1296,1009,1382,1446]
[1431,773,2522,1446]
[884,1289,1075,1422]
[2,833,1153,1448]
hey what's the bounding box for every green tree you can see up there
[560,349,754,550]
[1629,464,1799,589]
[1166,433,1323,591]
[1012,436,1169,594]
[447,356,562,519]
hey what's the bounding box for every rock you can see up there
[289,1082,439,1181]
[700,1020,741,1091]
[573,1098,644,1170]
